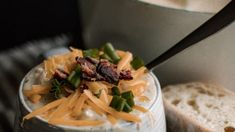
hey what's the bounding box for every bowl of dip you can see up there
[14,44,166,132]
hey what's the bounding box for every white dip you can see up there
[22,65,164,132]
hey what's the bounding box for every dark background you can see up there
[1,1,83,131]
[2,0,82,51]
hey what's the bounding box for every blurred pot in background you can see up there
[78,0,235,91]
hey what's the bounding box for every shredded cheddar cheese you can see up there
[84,90,141,122]
[23,47,151,128]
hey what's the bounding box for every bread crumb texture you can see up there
[163,82,235,132]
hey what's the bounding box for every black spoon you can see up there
[146,1,235,70]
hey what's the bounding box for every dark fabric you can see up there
[0,35,69,132]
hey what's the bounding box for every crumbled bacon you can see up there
[85,57,99,65]
[76,57,96,77]
[119,70,133,80]
[97,60,119,84]
[76,56,133,84]
[81,73,105,81]
[54,69,68,81]
[76,57,105,81]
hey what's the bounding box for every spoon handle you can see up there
[146,1,235,70]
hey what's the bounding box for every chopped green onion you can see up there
[109,95,120,108]
[111,86,121,96]
[126,98,135,107]
[131,56,145,70]
[50,79,63,99]
[67,71,76,82]
[121,91,134,107]
[121,91,134,99]
[67,65,81,89]
[100,53,113,62]
[74,65,82,74]
[103,43,120,64]
[70,76,81,88]
[83,49,99,58]
[123,102,132,113]
[110,91,135,112]
[116,98,126,111]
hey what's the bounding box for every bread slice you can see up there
[162,82,235,132]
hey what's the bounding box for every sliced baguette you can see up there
[162,82,235,132]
